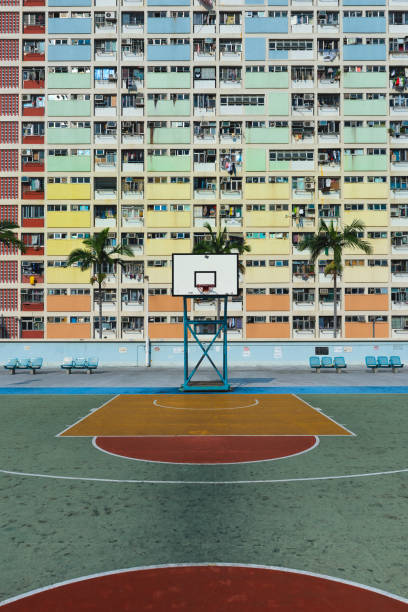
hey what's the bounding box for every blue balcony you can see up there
[268,50,288,60]
[343,44,386,61]
[147,44,190,61]
[343,0,384,4]
[147,17,190,34]
[245,37,266,61]
[48,0,91,5]
[245,17,288,33]
[48,44,91,61]
[48,17,91,34]
[343,17,386,33]
[147,0,190,4]
[268,0,288,3]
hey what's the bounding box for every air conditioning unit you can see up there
[95,94,104,101]
[22,95,30,101]
[105,11,116,19]
[123,39,131,44]
[304,94,314,100]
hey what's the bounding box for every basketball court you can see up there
[0,388,407,610]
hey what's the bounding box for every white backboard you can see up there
[172,254,239,296]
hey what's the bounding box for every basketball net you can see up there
[196,284,215,295]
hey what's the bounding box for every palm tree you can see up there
[193,222,251,319]
[297,219,372,338]
[0,221,25,253]
[66,228,133,339]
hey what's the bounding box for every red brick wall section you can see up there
[0,67,19,89]
[0,39,19,60]
[0,12,19,32]
[0,261,18,283]
[0,94,19,116]
[0,288,18,311]
[0,122,18,143]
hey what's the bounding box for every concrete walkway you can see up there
[0,365,406,390]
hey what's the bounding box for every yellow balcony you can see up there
[246,266,290,283]
[244,183,290,200]
[47,266,90,284]
[47,184,91,200]
[47,210,91,228]
[145,238,191,256]
[145,266,172,283]
[343,210,388,228]
[146,211,191,228]
[146,183,190,200]
[247,238,290,255]
[343,266,389,283]
[343,183,388,200]
[47,238,87,256]
[246,211,290,228]
[344,239,388,256]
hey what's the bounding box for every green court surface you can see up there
[0,393,407,607]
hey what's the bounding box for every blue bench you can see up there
[4,357,43,375]
[309,356,346,374]
[61,357,99,374]
[365,355,404,373]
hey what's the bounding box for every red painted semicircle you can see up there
[94,435,317,463]
[2,565,406,612]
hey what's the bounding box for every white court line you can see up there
[1,562,407,607]
[91,435,320,466]
[1,466,407,485]
[292,394,357,437]
[56,395,119,437]
[152,398,259,411]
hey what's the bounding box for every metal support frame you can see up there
[181,296,230,392]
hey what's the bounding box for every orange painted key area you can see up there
[60,394,352,437]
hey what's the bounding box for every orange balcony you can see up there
[345,322,388,339]
[47,323,91,340]
[23,246,44,256]
[23,25,46,34]
[22,218,44,228]
[23,0,45,5]
[23,80,45,89]
[47,294,91,312]
[22,107,45,117]
[22,161,44,172]
[149,323,183,339]
[345,294,388,311]
[23,53,45,62]
[149,295,183,312]
[246,294,290,312]
[21,274,44,284]
[21,302,44,311]
[22,135,44,145]
[246,323,290,339]
[21,330,44,339]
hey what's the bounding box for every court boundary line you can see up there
[292,394,356,437]
[1,562,407,607]
[152,398,260,411]
[91,435,320,465]
[56,395,119,437]
[1,466,407,485]
[3,386,408,395]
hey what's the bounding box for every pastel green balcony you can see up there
[344,99,387,116]
[245,127,289,144]
[47,128,91,144]
[343,154,387,172]
[147,127,190,144]
[245,72,288,89]
[343,126,387,144]
[48,73,91,90]
[47,155,91,172]
[146,72,190,89]
[147,99,190,116]
[147,154,191,172]
[47,100,91,117]
[343,72,387,89]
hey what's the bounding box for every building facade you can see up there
[0,0,408,341]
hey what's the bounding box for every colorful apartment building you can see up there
[0,0,408,341]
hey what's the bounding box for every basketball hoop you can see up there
[196,284,215,295]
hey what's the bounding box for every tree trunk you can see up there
[98,278,103,340]
[333,272,338,339]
